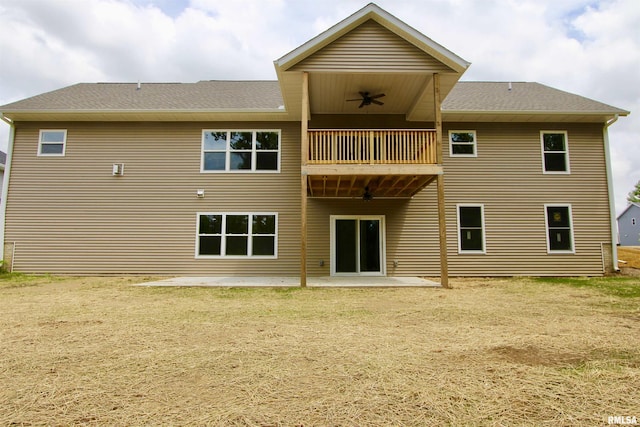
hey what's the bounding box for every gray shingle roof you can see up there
[442,81,627,114]
[0,81,284,111]
[0,80,627,116]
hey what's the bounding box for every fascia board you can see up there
[0,109,294,121]
[274,63,296,114]
[443,109,629,118]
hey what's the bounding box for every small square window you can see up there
[38,130,67,156]
[541,131,570,173]
[449,131,477,157]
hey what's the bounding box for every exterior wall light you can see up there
[112,163,124,176]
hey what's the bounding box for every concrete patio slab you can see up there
[136,276,440,288]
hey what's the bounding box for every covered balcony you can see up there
[272,2,472,286]
[304,129,442,198]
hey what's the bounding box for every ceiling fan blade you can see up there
[346,91,384,106]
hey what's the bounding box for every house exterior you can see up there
[618,203,640,246]
[0,151,5,202]
[0,4,629,284]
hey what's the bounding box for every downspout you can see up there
[603,114,619,272]
[0,115,15,262]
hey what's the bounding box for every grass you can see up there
[618,246,640,269]
[0,272,63,288]
[0,275,638,426]
[534,276,640,298]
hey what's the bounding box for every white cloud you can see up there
[0,0,638,213]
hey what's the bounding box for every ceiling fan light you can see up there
[363,186,373,201]
[346,91,385,107]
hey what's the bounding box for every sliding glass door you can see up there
[331,216,385,275]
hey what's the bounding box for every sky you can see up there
[0,0,638,214]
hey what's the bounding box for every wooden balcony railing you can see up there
[308,129,437,165]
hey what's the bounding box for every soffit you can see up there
[309,73,425,115]
[274,3,469,122]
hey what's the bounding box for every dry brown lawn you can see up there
[619,246,640,269]
[1,274,639,426]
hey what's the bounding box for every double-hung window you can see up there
[541,131,570,173]
[38,130,67,156]
[196,213,277,257]
[545,205,574,253]
[201,130,280,172]
[457,204,486,253]
[449,131,477,157]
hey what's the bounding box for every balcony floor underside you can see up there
[304,163,442,198]
[307,173,437,198]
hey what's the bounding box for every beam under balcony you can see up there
[303,129,441,198]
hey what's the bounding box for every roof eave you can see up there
[0,108,294,122]
[443,109,629,122]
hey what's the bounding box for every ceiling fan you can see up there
[347,91,385,108]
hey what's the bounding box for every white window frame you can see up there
[195,212,278,259]
[201,130,281,173]
[544,204,575,254]
[38,129,67,157]
[449,130,477,158]
[540,131,570,174]
[456,204,486,254]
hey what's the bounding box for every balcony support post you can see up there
[434,73,449,288]
[300,72,309,287]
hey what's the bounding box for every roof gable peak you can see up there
[617,202,640,219]
[275,3,469,73]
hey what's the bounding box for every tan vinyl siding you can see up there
[443,122,611,276]
[305,121,611,277]
[6,121,302,275]
[291,20,454,73]
[6,119,611,277]
[306,194,441,277]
